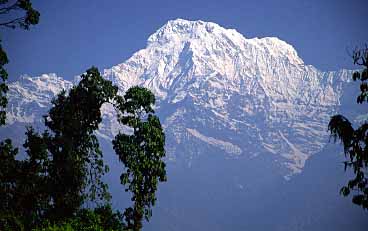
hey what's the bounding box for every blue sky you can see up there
[1,0,367,81]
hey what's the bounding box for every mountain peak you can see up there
[147,18,242,44]
[108,19,305,102]
[4,19,353,178]
[146,19,302,67]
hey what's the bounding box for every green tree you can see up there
[328,45,368,209]
[113,87,167,231]
[0,1,40,229]
[44,67,118,219]
[0,0,40,29]
[0,3,166,229]
[0,67,167,230]
[1,67,119,229]
[33,205,123,231]
[0,139,22,230]
[0,44,9,125]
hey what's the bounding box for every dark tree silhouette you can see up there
[42,67,118,219]
[0,3,166,229]
[113,87,167,231]
[0,67,118,229]
[0,1,40,229]
[328,45,368,209]
[0,0,40,29]
[0,44,9,125]
[0,67,167,231]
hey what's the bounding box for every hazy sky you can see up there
[1,0,367,81]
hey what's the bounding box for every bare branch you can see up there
[0,16,25,28]
[0,1,19,14]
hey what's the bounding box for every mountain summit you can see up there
[4,19,353,177]
[105,19,307,100]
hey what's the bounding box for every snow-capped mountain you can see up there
[3,19,354,178]
[6,73,72,125]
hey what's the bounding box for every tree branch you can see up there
[0,16,24,28]
[0,1,19,15]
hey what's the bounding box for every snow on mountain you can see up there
[6,73,72,124]
[3,19,354,177]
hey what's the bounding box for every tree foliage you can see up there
[0,3,41,229]
[0,43,8,125]
[0,3,166,228]
[0,0,40,30]
[0,67,118,229]
[33,205,124,231]
[328,45,368,209]
[113,87,167,231]
[44,67,118,219]
[0,67,166,230]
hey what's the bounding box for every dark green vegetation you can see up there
[0,2,166,230]
[0,0,39,29]
[328,46,368,209]
[113,87,166,230]
[31,206,124,231]
[0,66,166,231]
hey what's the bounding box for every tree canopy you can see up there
[0,0,40,30]
[113,87,166,231]
[328,45,368,209]
[0,67,167,230]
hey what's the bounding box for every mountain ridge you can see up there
[3,19,355,178]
